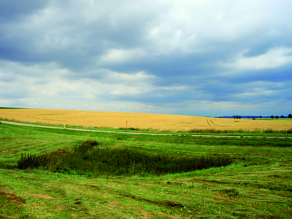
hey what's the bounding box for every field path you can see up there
[2,121,291,139]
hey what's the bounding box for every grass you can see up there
[0,123,292,218]
[257,118,292,121]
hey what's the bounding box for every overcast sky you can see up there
[0,0,291,116]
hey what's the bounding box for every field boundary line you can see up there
[1,121,292,139]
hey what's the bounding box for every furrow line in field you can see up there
[206,118,212,127]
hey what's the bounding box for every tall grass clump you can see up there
[17,153,50,169]
[17,139,233,176]
[262,129,292,134]
[186,128,292,135]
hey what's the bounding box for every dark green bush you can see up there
[17,140,233,176]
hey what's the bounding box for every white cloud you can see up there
[107,71,156,82]
[98,49,146,65]
[233,89,275,98]
[145,0,292,55]
[0,60,69,78]
[0,60,158,106]
[220,47,292,70]
[108,71,156,95]
[110,85,144,95]
[161,85,190,91]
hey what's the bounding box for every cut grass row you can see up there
[0,123,292,218]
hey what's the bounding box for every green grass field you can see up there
[257,118,292,121]
[0,107,27,109]
[0,123,292,218]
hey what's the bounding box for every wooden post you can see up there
[92,124,93,129]
[64,124,65,129]
[126,121,128,130]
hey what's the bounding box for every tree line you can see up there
[215,114,292,119]
[270,114,292,119]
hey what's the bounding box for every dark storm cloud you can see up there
[0,0,48,22]
[0,0,164,69]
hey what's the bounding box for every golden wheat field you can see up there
[0,108,292,131]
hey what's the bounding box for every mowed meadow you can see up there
[1,123,292,218]
[1,108,292,132]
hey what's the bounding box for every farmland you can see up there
[1,121,292,218]
[0,108,292,132]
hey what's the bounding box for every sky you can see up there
[0,0,292,117]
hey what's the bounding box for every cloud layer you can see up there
[1,0,292,116]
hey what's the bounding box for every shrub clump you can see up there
[17,139,232,176]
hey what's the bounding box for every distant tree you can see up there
[281,115,284,118]
[248,117,250,118]
[252,117,255,120]
[276,116,279,119]
[259,115,262,118]
[288,114,292,118]
[239,116,241,119]
[271,115,274,119]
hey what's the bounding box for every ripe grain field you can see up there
[1,109,292,132]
